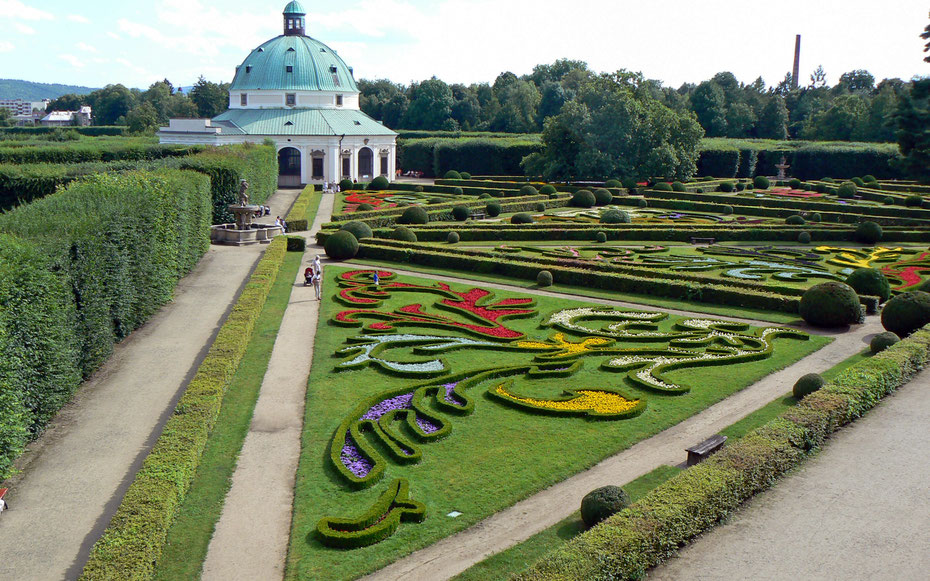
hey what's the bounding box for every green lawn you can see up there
[284,266,829,580]
[152,251,303,581]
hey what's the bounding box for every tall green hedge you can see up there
[0,140,200,164]
[0,126,127,137]
[0,160,144,211]
[398,137,542,178]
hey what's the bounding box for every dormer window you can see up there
[336,95,343,107]
[286,65,293,73]
[240,93,248,106]
[284,121,294,126]
[245,65,252,74]
[286,93,296,106]
[329,66,337,73]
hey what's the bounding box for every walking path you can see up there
[201,192,335,580]
[648,368,930,581]
[349,267,882,581]
[0,189,299,581]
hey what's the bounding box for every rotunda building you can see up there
[159,1,396,187]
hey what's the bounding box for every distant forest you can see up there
[0,79,97,101]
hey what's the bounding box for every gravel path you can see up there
[0,189,299,581]
[201,191,334,581]
[648,368,930,581]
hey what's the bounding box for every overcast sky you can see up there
[2,0,928,91]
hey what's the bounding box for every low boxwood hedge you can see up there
[284,184,316,231]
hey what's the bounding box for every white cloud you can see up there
[13,22,35,34]
[0,41,14,53]
[0,0,53,21]
[107,32,121,40]
[60,54,85,68]
[76,42,98,53]
[67,14,90,23]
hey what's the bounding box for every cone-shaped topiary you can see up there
[845,268,891,301]
[536,270,553,287]
[853,221,882,244]
[339,221,373,240]
[581,485,630,528]
[870,331,900,354]
[390,226,418,242]
[593,188,613,205]
[451,206,469,221]
[486,202,502,217]
[511,212,534,224]
[600,209,631,224]
[793,373,824,399]
[324,230,359,260]
[571,190,596,208]
[881,291,930,337]
[398,206,429,225]
[368,176,390,191]
[800,282,863,327]
[447,231,460,244]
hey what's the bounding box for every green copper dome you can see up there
[283,1,305,14]
[229,35,358,93]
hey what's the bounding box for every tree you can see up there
[358,78,404,122]
[492,79,540,133]
[897,78,930,181]
[0,108,12,127]
[522,71,704,181]
[90,84,135,125]
[403,77,454,130]
[858,85,899,142]
[809,65,827,88]
[536,80,567,125]
[756,95,789,140]
[45,93,85,113]
[126,102,160,134]
[803,94,868,141]
[690,81,727,136]
[450,84,480,130]
[189,76,229,118]
[725,102,757,137]
[837,70,875,93]
[924,17,930,62]
[381,93,408,129]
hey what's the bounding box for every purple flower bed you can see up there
[443,382,464,406]
[341,435,374,478]
[361,392,414,422]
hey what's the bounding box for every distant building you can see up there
[158,1,396,187]
[0,98,50,116]
[40,106,92,127]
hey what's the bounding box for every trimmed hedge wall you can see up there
[0,170,212,478]
[0,126,127,137]
[515,325,930,581]
[398,138,542,177]
[80,236,288,580]
[285,184,316,231]
[0,140,200,164]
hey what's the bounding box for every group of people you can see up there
[321,182,342,194]
[275,216,287,233]
[304,255,323,300]
[253,205,273,218]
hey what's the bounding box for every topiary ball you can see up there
[822,177,835,183]
[460,171,472,179]
[883,196,895,205]
[339,221,373,240]
[605,179,622,188]
[863,174,877,183]
[800,282,863,327]
[798,231,812,244]
[535,202,546,212]
[398,206,429,225]
[429,197,446,205]
[793,373,825,399]
[539,184,557,195]
[789,178,802,189]
[753,176,770,190]
[324,230,359,260]
[390,226,418,242]
[600,210,631,224]
[486,202,502,217]
[595,231,607,243]
[443,170,463,180]
[593,188,613,206]
[356,203,375,211]
[580,485,630,528]
[520,185,539,197]
[881,291,930,337]
[451,205,470,221]
[786,215,805,225]
[339,178,354,191]
[536,270,553,287]
[735,182,746,192]
[414,185,425,192]
[851,177,865,187]
[845,268,891,302]
[368,175,390,191]
[854,221,882,245]
[672,181,686,192]
[905,195,923,207]
[718,182,735,193]
[810,213,822,223]
[571,190,596,208]
[511,212,534,224]
[653,182,673,192]
[870,331,900,354]
[479,192,493,199]
[837,182,857,199]
[452,187,463,195]
[638,198,649,208]
[447,231,460,244]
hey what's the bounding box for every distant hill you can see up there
[0,79,98,101]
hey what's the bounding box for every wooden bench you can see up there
[469,211,487,220]
[686,434,727,466]
[690,237,716,245]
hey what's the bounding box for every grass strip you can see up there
[152,251,303,580]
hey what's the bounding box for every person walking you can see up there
[311,266,322,300]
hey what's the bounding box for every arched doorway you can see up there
[278,147,301,188]
[358,147,373,179]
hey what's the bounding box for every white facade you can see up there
[229,90,360,110]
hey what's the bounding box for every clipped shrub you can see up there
[520,185,539,196]
[593,188,613,205]
[339,178,354,191]
[810,213,822,222]
[870,331,900,354]
[853,221,883,244]
[451,206,470,221]
[721,205,733,215]
[799,282,863,327]
[837,181,857,199]
[443,170,463,180]
[368,175,390,191]
[414,185,424,192]
[324,230,359,260]
[340,221,373,240]
[621,178,638,190]
[452,186,464,195]
[671,181,686,192]
[536,270,553,287]
[881,291,930,337]
[390,226,418,242]
[534,202,546,212]
[356,203,375,211]
[883,196,895,205]
[580,485,630,528]
[792,373,824,399]
[637,198,649,208]
[447,231,460,244]
[539,184,557,195]
[486,202,502,217]
[718,182,735,193]
[460,171,471,179]
[654,182,673,192]
[851,177,865,187]
[863,174,878,183]
[822,177,836,183]
[788,178,802,189]
[605,179,622,188]
[571,189,596,208]
[753,176,770,189]
[479,192,493,199]
[734,182,746,192]
[845,268,891,301]
[600,210,631,224]
[286,236,306,252]
[695,188,705,193]
[398,206,429,225]
[511,212,534,224]
[786,215,805,225]
[429,197,446,205]
[595,231,607,243]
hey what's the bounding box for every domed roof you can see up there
[229,35,359,93]
[283,1,305,14]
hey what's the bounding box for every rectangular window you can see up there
[286,65,293,73]
[380,156,388,175]
[312,157,324,178]
[286,93,296,106]
[342,157,350,177]
[240,93,248,106]
[336,95,343,107]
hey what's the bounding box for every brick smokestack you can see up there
[792,35,801,90]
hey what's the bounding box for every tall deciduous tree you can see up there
[403,77,454,130]
[897,79,930,181]
[189,76,229,118]
[756,95,789,140]
[690,81,727,136]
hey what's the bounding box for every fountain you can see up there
[775,156,791,180]
[210,180,284,245]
